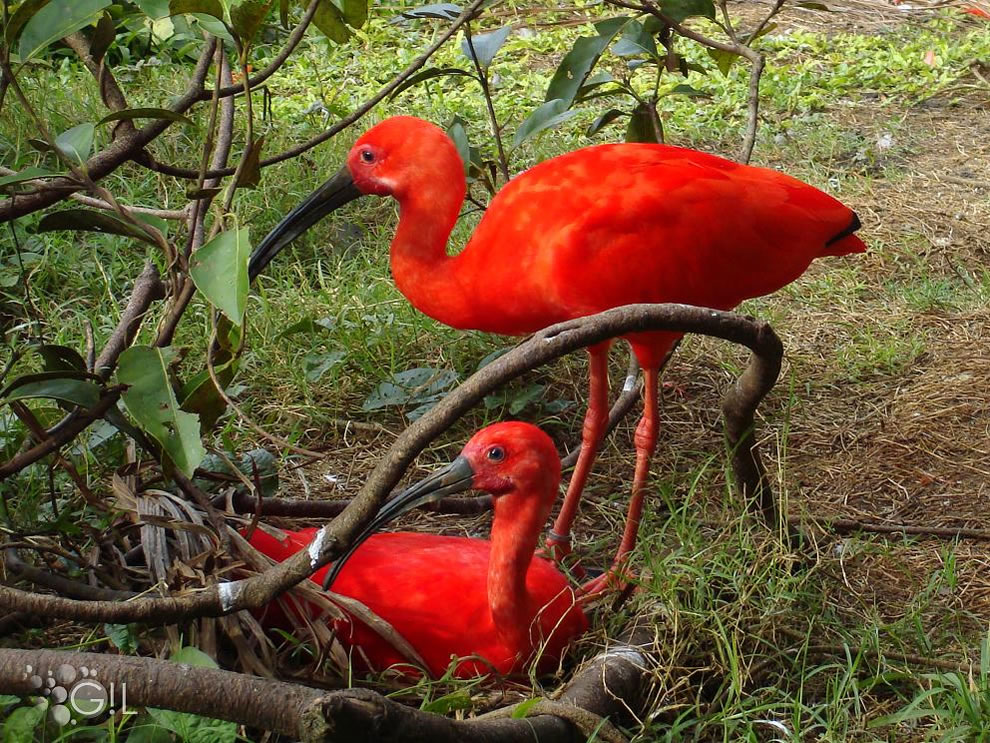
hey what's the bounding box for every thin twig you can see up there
[145,0,490,180]
[0,39,216,222]
[463,22,511,182]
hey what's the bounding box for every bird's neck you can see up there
[487,501,544,660]
[389,174,475,329]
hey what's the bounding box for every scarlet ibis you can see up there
[248,116,866,590]
[248,422,588,677]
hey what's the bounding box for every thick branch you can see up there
[0,630,654,741]
[0,304,780,624]
[4,550,136,601]
[721,320,782,523]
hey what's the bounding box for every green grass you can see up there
[3,3,990,741]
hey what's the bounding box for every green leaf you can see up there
[667,83,709,97]
[36,209,160,246]
[511,697,542,719]
[612,19,659,59]
[229,0,274,41]
[104,623,139,654]
[4,0,51,45]
[277,315,335,338]
[90,11,116,63]
[461,25,510,70]
[172,645,218,667]
[97,108,192,127]
[575,70,615,101]
[0,695,21,708]
[18,0,110,61]
[170,0,225,18]
[746,22,778,45]
[303,351,345,382]
[146,650,235,743]
[421,690,473,715]
[1,372,102,408]
[0,166,63,191]
[179,357,237,432]
[312,0,350,43]
[36,344,86,372]
[544,16,626,107]
[3,377,100,408]
[446,119,471,173]
[118,346,206,477]
[513,99,581,148]
[362,368,459,411]
[707,47,739,76]
[330,0,367,28]
[234,135,265,189]
[399,3,461,19]
[54,123,95,165]
[389,67,474,100]
[134,0,171,17]
[658,0,715,23]
[189,228,250,326]
[2,703,46,743]
[509,383,544,415]
[134,212,170,239]
[189,11,234,40]
[625,102,661,143]
[121,716,174,743]
[586,108,625,136]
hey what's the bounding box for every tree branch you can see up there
[0,629,654,741]
[0,38,217,222]
[0,388,124,481]
[144,0,489,180]
[93,262,166,379]
[606,0,785,164]
[0,304,781,624]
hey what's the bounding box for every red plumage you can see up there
[248,423,588,678]
[250,116,866,591]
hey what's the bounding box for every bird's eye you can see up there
[360,149,375,163]
[487,446,505,462]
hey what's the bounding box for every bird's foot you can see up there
[661,379,689,398]
[542,530,588,581]
[577,564,637,598]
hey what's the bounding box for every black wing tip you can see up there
[826,211,862,247]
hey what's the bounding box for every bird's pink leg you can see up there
[545,342,611,570]
[581,365,659,597]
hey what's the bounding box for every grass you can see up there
[3,2,990,741]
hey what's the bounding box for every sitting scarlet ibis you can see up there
[249,116,866,590]
[248,422,588,678]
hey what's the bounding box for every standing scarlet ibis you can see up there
[248,116,866,591]
[248,422,588,678]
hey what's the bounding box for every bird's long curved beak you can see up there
[248,166,363,281]
[321,456,475,590]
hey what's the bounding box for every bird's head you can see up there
[458,422,561,504]
[321,422,561,590]
[248,116,463,280]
